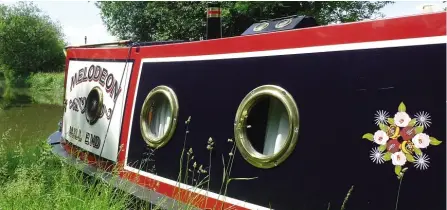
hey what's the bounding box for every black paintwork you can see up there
[126,44,446,210]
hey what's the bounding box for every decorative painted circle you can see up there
[85,86,103,125]
[275,18,293,29]
[233,85,300,169]
[253,22,269,32]
[140,85,179,149]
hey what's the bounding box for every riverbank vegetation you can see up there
[0,2,65,103]
[0,128,132,210]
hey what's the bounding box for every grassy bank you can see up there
[0,129,132,210]
[0,117,355,210]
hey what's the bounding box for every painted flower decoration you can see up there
[362,102,442,179]
[373,130,389,145]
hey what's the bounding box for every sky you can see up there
[0,1,446,46]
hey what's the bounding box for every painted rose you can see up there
[386,139,400,153]
[391,151,407,166]
[373,130,389,145]
[412,133,430,149]
[400,126,416,141]
[394,112,411,127]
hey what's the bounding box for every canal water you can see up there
[0,84,63,148]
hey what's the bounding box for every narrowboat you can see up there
[48,6,447,210]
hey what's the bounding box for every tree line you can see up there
[0,2,66,87]
[96,1,393,42]
[0,1,396,87]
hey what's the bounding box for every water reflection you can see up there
[0,84,63,146]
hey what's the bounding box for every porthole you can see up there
[234,85,299,169]
[253,22,269,32]
[85,86,103,125]
[275,18,293,29]
[140,85,179,149]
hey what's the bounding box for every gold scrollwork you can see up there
[140,85,179,149]
[234,85,300,169]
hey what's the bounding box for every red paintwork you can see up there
[63,12,446,210]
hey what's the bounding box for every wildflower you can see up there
[228,138,233,143]
[193,162,197,168]
[188,148,193,155]
[229,152,234,156]
[185,116,191,124]
[208,137,214,144]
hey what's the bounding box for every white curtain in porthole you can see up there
[150,98,171,138]
[263,98,289,156]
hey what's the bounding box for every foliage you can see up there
[26,72,65,105]
[0,128,131,209]
[26,72,65,91]
[96,1,393,42]
[0,2,66,87]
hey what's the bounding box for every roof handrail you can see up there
[65,40,132,49]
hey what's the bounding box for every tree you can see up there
[0,2,66,87]
[96,1,393,42]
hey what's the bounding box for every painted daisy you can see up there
[414,111,432,128]
[370,147,385,164]
[374,110,389,126]
[414,153,430,170]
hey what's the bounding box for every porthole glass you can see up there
[275,18,293,29]
[140,85,179,148]
[85,86,103,125]
[234,85,300,169]
[253,22,269,32]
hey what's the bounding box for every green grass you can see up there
[0,128,132,210]
[0,117,355,210]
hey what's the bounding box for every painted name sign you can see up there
[70,65,122,103]
[65,97,113,120]
[62,60,133,162]
[68,125,101,149]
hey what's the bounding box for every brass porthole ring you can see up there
[233,85,300,169]
[253,22,269,32]
[140,85,179,149]
[85,86,104,125]
[275,18,293,29]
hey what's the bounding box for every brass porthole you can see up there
[275,18,293,29]
[234,85,300,169]
[253,22,269,32]
[85,86,104,125]
[140,85,179,149]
